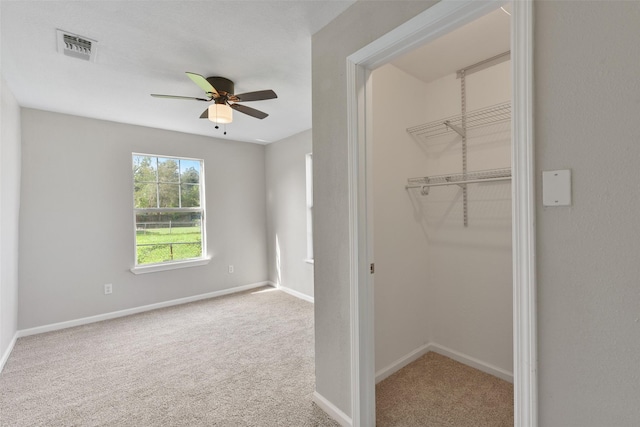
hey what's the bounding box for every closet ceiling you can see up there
[0,1,355,144]
[392,6,511,84]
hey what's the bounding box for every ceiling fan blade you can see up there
[230,103,269,119]
[186,72,219,97]
[151,94,211,101]
[233,90,278,102]
[199,108,208,119]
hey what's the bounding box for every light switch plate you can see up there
[543,170,571,206]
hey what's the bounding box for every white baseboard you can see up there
[313,391,352,427]
[375,343,431,384]
[271,281,314,303]
[429,343,513,383]
[375,342,514,384]
[0,333,18,374]
[17,281,271,338]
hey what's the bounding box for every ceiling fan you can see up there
[151,72,277,128]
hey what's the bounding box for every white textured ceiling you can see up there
[1,1,355,144]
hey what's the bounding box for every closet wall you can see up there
[372,64,432,373]
[372,59,513,378]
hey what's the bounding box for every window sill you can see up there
[130,257,211,275]
[304,259,314,265]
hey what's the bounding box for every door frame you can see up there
[345,1,536,426]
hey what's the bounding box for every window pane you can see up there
[181,183,200,207]
[158,184,179,207]
[134,182,157,208]
[133,156,157,183]
[157,157,180,183]
[132,153,205,267]
[180,160,201,185]
[135,212,202,265]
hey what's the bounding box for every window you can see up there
[132,154,205,268]
[305,153,313,263]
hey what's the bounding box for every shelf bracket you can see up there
[444,120,466,137]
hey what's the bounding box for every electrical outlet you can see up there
[104,283,112,295]
[228,265,234,274]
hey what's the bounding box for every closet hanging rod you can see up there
[406,168,512,192]
[405,175,511,190]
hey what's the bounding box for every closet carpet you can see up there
[0,287,339,427]
[376,351,514,427]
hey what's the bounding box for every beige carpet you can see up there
[0,287,339,426]
[376,352,514,426]
[2,287,513,427]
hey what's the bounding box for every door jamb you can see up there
[346,1,536,426]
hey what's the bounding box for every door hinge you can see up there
[370,263,375,274]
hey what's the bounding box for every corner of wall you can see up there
[312,391,353,427]
[263,129,314,300]
[0,75,22,365]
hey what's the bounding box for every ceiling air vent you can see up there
[56,29,97,62]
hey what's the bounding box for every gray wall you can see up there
[312,0,436,415]
[19,109,268,330]
[536,2,640,425]
[265,129,314,298]
[0,77,21,359]
[314,0,640,424]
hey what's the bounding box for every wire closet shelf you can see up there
[406,167,512,195]
[406,101,511,141]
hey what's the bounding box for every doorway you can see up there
[346,1,535,426]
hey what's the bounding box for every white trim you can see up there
[313,391,353,427]
[375,343,431,384]
[273,283,314,304]
[347,54,376,427]
[429,343,514,383]
[511,1,537,425]
[375,343,514,385]
[0,333,18,373]
[346,1,536,426]
[130,256,211,274]
[347,0,501,69]
[131,152,207,272]
[304,258,314,265]
[17,281,270,338]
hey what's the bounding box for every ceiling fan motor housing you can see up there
[207,76,234,96]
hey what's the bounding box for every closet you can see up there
[371,3,513,413]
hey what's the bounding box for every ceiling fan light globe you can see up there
[208,104,233,124]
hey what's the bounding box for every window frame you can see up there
[130,152,209,274]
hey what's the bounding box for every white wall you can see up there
[371,64,432,372]
[424,61,512,373]
[0,77,21,363]
[372,61,512,375]
[314,1,640,424]
[18,109,268,330]
[265,129,314,299]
